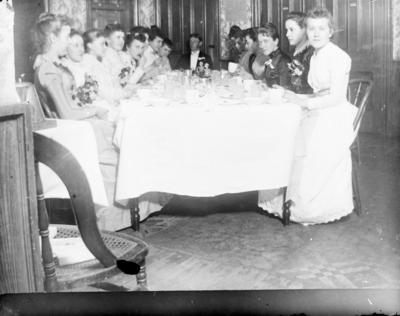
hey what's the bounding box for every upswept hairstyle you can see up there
[162,38,173,50]
[69,28,81,39]
[244,27,258,42]
[82,29,106,52]
[286,11,307,28]
[149,25,164,41]
[189,33,203,43]
[103,23,125,37]
[229,25,243,40]
[258,23,280,41]
[305,6,335,31]
[130,26,151,37]
[124,33,147,49]
[31,12,72,54]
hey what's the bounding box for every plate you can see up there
[265,98,288,104]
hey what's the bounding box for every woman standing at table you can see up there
[260,7,357,225]
[32,13,117,165]
[258,23,292,89]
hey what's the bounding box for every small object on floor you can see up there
[90,281,131,292]
[117,260,140,275]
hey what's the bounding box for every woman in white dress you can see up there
[62,30,121,122]
[102,24,127,89]
[81,29,126,106]
[259,6,357,225]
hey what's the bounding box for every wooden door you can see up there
[86,0,133,32]
[260,0,389,134]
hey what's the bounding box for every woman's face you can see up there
[107,30,125,52]
[67,34,84,62]
[257,33,278,55]
[127,39,145,60]
[245,35,257,54]
[54,25,71,57]
[89,36,107,58]
[285,19,307,47]
[306,17,333,52]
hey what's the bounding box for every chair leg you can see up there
[35,161,59,292]
[352,164,362,217]
[283,200,291,227]
[356,135,361,165]
[136,260,148,291]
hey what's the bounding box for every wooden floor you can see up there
[63,132,400,292]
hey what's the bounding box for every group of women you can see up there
[229,8,357,225]
[31,14,172,229]
[31,5,357,227]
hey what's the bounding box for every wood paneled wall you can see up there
[14,0,398,135]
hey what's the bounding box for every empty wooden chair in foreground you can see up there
[34,130,149,292]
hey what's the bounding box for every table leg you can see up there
[283,201,291,227]
[136,259,148,291]
[130,198,140,232]
[35,161,59,292]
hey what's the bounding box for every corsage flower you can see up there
[119,66,132,88]
[265,59,274,69]
[72,74,99,106]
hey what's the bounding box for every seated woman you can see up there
[258,13,314,213]
[81,29,126,106]
[32,13,117,166]
[228,25,245,64]
[119,33,147,87]
[258,23,292,89]
[240,27,260,79]
[285,12,314,94]
[260,6,357,225]
[102,23,128,89]
[61,29,121,122]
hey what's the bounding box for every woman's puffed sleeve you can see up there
[37,63,62,88]
[37,64,96,120]
[308,50,351,110]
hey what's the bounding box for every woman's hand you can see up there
[138,55,147,69]
[283,90,308,109]
[95,108,109,120]
[272,84,285,90]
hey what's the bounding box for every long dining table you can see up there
[113,98,302,229]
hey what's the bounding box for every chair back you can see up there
[347,78,373,132]
[16,81,59,119]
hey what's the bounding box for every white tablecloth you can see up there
[113,102,302,206]
[35,120,109,207]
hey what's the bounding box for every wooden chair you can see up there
[282,78,373,225]
[347,79,374,216]
[347,79,374,165]
[34,132,149,291]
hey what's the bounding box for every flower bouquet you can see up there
[119,66,131,88]
[72,74,99,106]
[288,59,305,77]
